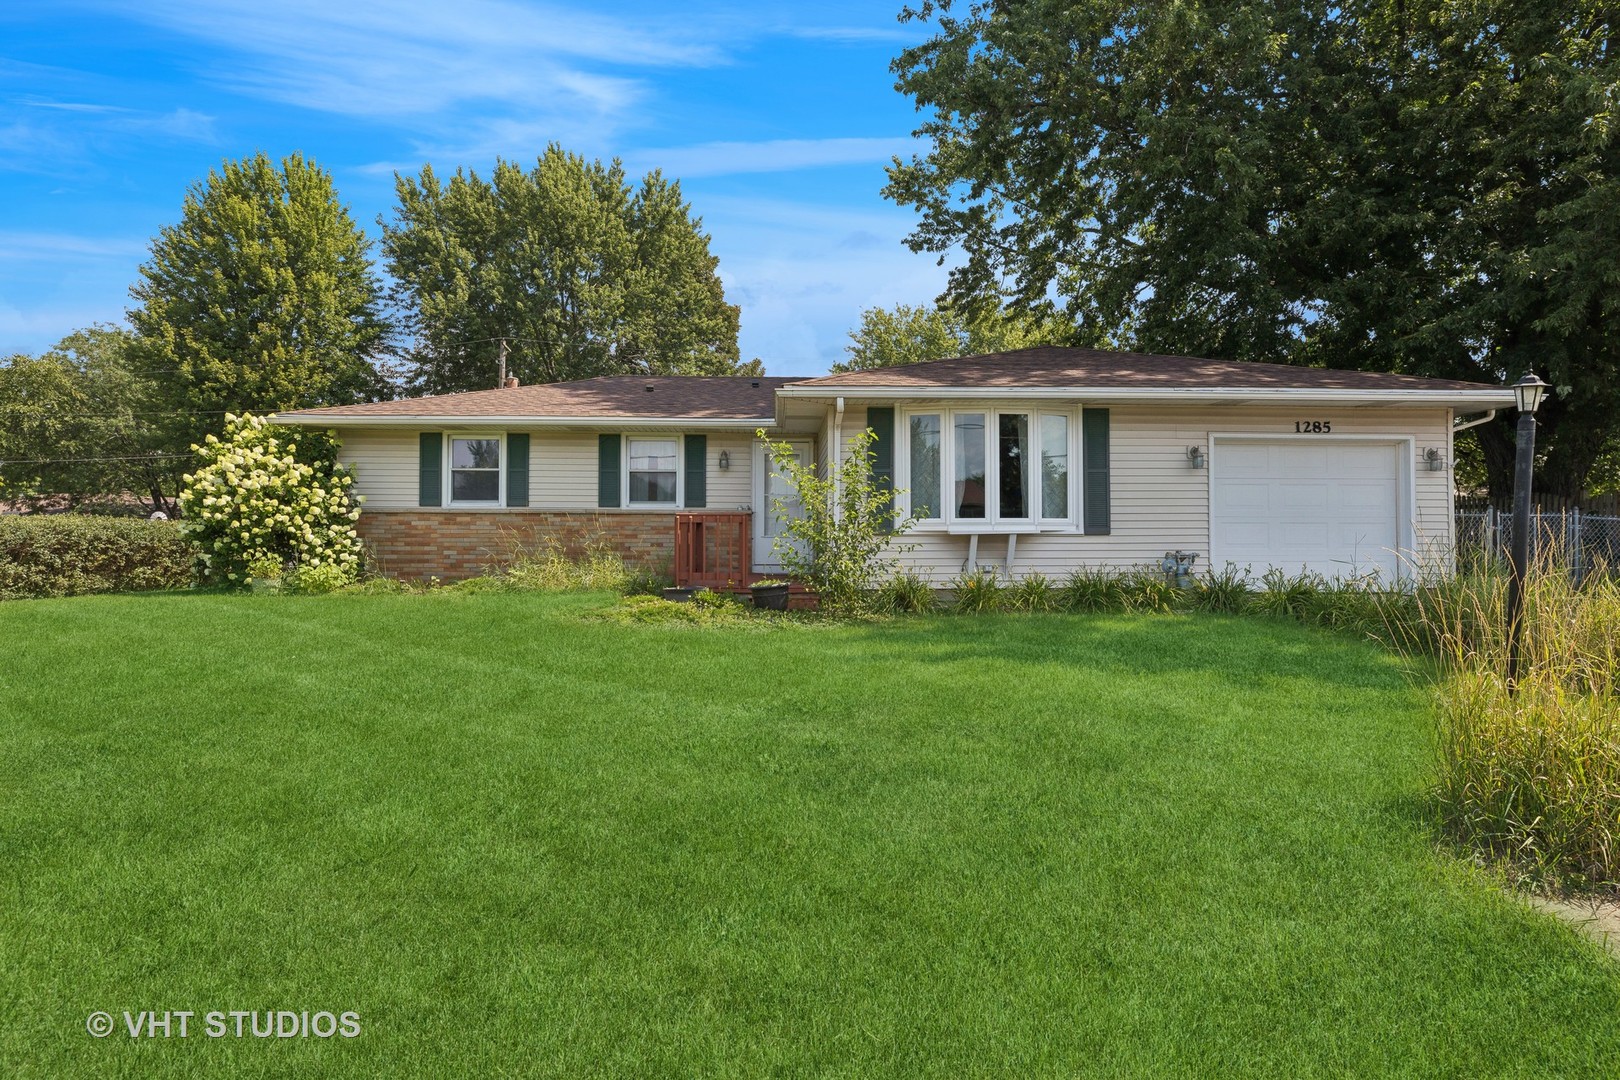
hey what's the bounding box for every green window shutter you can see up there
[597,434,621,508]
[418,432,442,507]
[867,406,895,526]
[1082,408,1111,534]
[506,433,530,507]
[683,434,707,509]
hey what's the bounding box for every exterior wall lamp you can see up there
[1186,445,1206,469]
[718,449,730,471]
[1424,447,1446,472]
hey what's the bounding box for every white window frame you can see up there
[897,404,1081,531]
[445,431,506,508]
[622,434,684,508]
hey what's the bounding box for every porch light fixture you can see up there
[1424,447,1446,472]
[1506,371,1552,688]
[1512,372,1550,415]
[718,449,730,471]
[1186,445,1206,469]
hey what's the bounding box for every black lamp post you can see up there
[1505,371,1551,687]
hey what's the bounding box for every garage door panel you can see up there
[1221,444,1273,474]
[1279,522,1331,549]
[1220,483,1274,513]
[1277,447,1329,475]
[1276,483,1328,512]
[1212,439,1405,582]
[1339,482,1394,512]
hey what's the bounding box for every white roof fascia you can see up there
[269,414,778,429]
[772,386,1516,407]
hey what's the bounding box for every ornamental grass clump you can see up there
[178,413,363,588]
[1417,556,1620,887]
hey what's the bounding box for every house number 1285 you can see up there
[1295,420,1332,433]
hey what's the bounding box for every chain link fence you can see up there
[1455,504,1620,582]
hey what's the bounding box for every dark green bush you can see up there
[950,569,1006,613]
[0,514,191,600]
[877,572,938,613]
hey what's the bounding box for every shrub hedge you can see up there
[0,514,192,600]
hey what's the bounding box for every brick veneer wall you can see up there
[357,510,678,580]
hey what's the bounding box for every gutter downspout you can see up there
[832,396,845,523]
[1453,409,1497,433]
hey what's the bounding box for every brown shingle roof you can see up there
[792,347,1504,392]
[276,376,798,422]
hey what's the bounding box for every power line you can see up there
[0,453,194,465]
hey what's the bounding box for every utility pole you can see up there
[497,337,509,388]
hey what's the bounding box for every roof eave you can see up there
[772,385,1516,408]
[268,412,779,429]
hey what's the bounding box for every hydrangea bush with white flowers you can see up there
[178,413,364,587]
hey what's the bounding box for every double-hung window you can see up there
[903,407,1076,527]
[448,435,503,506]
[626,437,679,505]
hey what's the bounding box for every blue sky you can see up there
[0,0,950,375]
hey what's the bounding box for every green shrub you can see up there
[0,514,192,600]
[179,413,363,588]
[1250,567,1325,619]
[876,572,937,613]
[1060,566,1128,613]
[1414,557,1620,887]
[758,427,916,613]
[1008,572,1058,612]
[503,540,631,592]
[1118,567,1181,613]
[284,561,351,595]
[1190,563,1251,614]
[951,569,1006,613]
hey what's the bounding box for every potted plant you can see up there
[750,579,791,611]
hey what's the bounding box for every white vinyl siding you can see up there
[332,427,758,511]
[830,402,1455,582]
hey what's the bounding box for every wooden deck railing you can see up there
[673,512,752,589]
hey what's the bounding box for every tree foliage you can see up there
[758,427,916,612]
[0,326,186,511]
[836,302,1065,372]
[129,152,392,448]
[887,1,1620,497]
[382,147,744,393]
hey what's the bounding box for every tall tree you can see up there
[129,152,392,446]
[836,302,1066,373]
[886,1,1620,498]
[381,147,743,393]
[0,326,187,512]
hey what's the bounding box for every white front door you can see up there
[753,438,812,571]
[1210,438,1408,583]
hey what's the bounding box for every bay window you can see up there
[908,414,942,519]
[901,407,1077,527]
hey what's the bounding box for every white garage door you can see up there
[1211,439,1406,582]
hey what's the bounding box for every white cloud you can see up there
[0,232,149,262]
[697,195,948,373]
[625,137,918,178]
[85,0,721,130]
[780,25,920,45]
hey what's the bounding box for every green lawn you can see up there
[2,591,1617,1078]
